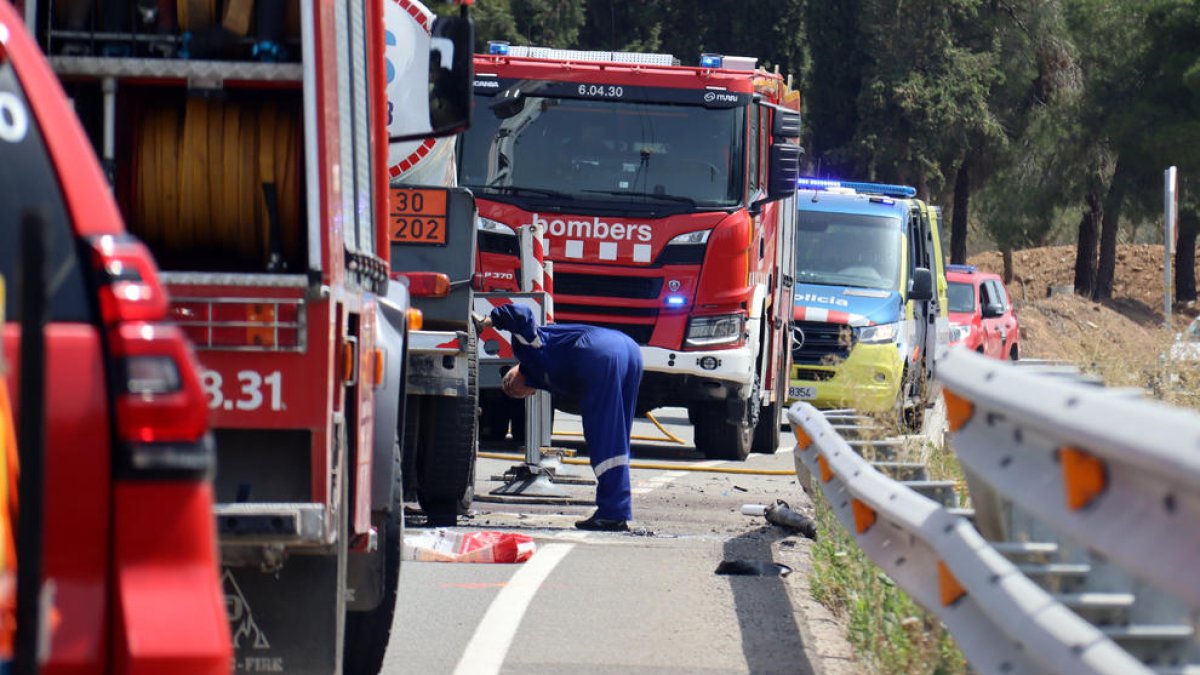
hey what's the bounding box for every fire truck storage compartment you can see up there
[65,83,306,273]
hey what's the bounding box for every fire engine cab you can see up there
[462,44,802,460]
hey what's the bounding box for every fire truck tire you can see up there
[691,402,752,461]
[751,401,781,454]
[416,333,478,526]
[343,433,403,675]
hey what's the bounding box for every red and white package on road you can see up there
[402,529,537,563]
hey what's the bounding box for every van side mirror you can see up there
[765,143,803,201]
[908,267,934,302]
[982,303,1005,318]
[386,14,474,144]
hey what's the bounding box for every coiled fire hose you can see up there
[133,96,301,269]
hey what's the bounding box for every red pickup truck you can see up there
[0,3,229,672]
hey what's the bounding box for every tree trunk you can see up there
[1002,248,1013,285]
[950,157,970,265]
[1176,208,1199,304]
[1074,190,1101,296]
[1094,162,1127,301]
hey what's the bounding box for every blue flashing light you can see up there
[795,177,918,199]
[488,41,511,56]
[946,264,978,274]
[665,295,688,307]
[699,53,724,68]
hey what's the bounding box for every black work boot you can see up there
[574,512,629,532]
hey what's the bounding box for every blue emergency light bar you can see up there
[945,264,978,274]
[488,41,510,55]
[665,295,687,307]
[796,178,918,199]
[699,53,723,68]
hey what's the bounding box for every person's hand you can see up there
[501,367,537,399]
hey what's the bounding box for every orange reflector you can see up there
[817,455,833,483]
[851,498,876,534]
[373,348,385,387]
[938,561,966,606]
[943,389,974,431]
[793,425,812,452]
[246,303,277,347]
[342,342,355,383]
[407,307,423,331]
[394,272,451,298]
[1060,446,1107,510]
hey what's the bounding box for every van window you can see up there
[947,282,974,312]
[988,280,1008,308]
[0,60,92,323]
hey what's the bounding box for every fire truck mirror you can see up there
[427,15,474,136]
[387,14,474,144]
[766,143,803,201]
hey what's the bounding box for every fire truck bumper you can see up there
[214,502,330,550]
[407,330,471,396]
[641,345,755,390]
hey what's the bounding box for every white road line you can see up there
[631,463,719,494]
[452,543,574,675]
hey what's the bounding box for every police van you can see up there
[788,179,948,430]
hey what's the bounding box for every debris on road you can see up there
[402,529,536,564]
[715,560,793,577]
[742,500,818,541]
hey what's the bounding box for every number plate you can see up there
[788,385,817,400]
[389,188,447,245]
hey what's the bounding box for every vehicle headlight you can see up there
[477,216,516,236]
[949,324,972,343]
[685,313,744,347]
[660,229,712,265]
[667,229,711,245]
[856,322,900,344]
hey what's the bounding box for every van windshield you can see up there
[947,282,975,312]
[794,212,901,291]
[459,91,745,211]
[0,58,91,323]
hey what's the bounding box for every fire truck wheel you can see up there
[751,401,781,454]
[343,433,403,675]
[691,402,752,461]
[416,332,478,526]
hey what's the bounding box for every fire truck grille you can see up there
[792,321,855,366]
[555,273,663,299]
[555,304,660,318]
[556,320,654,345]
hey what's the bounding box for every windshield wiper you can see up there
[581,189,697,206]
[477,185,575,200]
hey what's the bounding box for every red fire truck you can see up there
[463,45,802,459]
[31,0,472,671]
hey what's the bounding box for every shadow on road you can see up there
[722,526,817,675]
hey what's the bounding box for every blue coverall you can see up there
[489,304,643,521]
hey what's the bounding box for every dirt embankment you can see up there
[966,244,1197,366]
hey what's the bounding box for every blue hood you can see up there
[792,283,902,326]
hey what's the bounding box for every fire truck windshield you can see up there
[794,212,902,291]
[459,94,745,211]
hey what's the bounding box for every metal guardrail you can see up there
[788,400,1150,675]
[792,347,1200,673]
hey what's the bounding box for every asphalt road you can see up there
[382,408,828,675]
